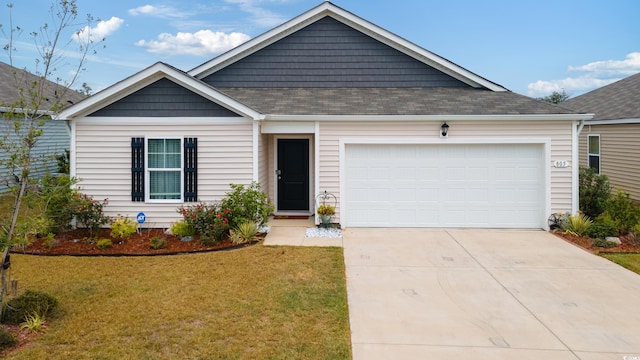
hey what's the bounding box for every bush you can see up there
[604,191,640,234]
[73,193,109,238]
[579,167,611,219]
[178,202,229,245]
[170,220,195,237]
[221,182,274,228]
[150,236,167,250]
[560,212,593,237]
[110,216,138,238]
[592,238,618,248]
[96,238,112,249]
[0,327,16,351]
[587,214,618,240]
[231,220,259,245]
[40,174,77,233]
[1,290,58,325]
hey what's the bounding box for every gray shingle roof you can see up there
[564,72,640,121]
[218,87,576,116]
[0,61,85,111]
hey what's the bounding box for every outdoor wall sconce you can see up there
[441,122,450,137]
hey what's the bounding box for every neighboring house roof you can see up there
[0,61,85,113]
[564,72,640,122]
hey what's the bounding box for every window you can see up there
[131,137,197,203]
[588,134,600,174]
[148,138,182,200]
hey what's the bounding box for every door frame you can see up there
[274,135,314,214]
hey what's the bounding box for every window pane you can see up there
[588,136,600,154]
[589,155,600,174]
[150,170,181,199]
[148,139,181,169]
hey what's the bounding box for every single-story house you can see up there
[564,73,640,201]
[0,61,84,191]
[58,2,592,229]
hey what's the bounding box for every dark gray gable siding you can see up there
[203,17,469,88]
[88,78,242,117]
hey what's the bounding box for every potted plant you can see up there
[317,204,335,227]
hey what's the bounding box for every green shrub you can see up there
[579,167,611,219]
[1,290,58,325]
[96,238,112,249]
[231,220,259,245]
[221,182,274,228]
[587,214,618,240]
[178,202,229,245]
[43,232,57,248]
[604,191,640,234]
[73,193,109,238]
[0,327,16,351]
[150,236,167,250]
[110,216,138,238]
[170,220,195,237]
[592,238,617,248]
[560,213,593,237]
[40,174,77,233]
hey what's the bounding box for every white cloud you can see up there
[224,0,289,27]
[527,52,640,97]
[527,77,619,97]
[569,52,640,76]
[128,5,189,19]
[72,17,124,44]
[135,30,251,56]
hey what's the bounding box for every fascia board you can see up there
[264,114,595,122]
[584,118,640,125]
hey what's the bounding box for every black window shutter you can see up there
[184,138,198,202]
[131,137,145,202]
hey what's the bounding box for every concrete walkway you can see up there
[263,218,343,247]
[344,229,640,360]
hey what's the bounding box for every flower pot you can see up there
[320,215,332,227]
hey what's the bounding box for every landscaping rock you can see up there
[606,237,622,245]
[164,228,173,235]
[180,236,193,242]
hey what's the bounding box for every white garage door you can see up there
[344,143,544,228]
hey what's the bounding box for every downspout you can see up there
[572,119,585,214]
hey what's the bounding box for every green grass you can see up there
[4,246,351,359]
[600,253,640,275]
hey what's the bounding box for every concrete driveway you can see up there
[344,229,640,360]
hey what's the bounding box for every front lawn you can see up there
[4,246,351,359]
[600,253,640,275]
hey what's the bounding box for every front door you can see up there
[277,139,309,211]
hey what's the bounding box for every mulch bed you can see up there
[553,231,640,253]
[13,229,261,256]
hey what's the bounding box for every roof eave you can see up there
[264,114,595,122]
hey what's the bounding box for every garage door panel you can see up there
[345,144,544,228]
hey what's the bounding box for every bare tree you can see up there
[0,0,102,302]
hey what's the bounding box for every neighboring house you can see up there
[58,2,591,229]
[0,61,85,191]
[565,73,640,201]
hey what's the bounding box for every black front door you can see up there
[277,139,309,211]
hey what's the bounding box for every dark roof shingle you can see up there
[564,72,640,121]
[218,87,576,116]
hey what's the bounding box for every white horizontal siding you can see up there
[318,120,574,225]
[74,120,254,227]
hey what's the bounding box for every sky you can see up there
[2,0,639,98]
